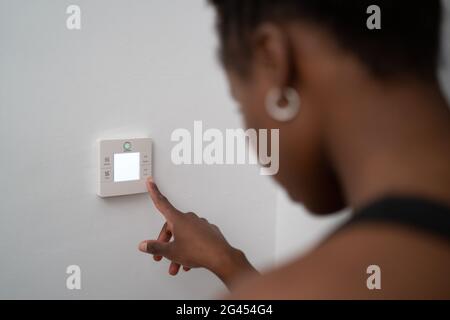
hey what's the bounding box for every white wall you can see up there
[0,0,277,299]
[440,0,450,101]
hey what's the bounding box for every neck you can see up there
[327,78,450,210]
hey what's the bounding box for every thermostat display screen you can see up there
[113,152,140,182]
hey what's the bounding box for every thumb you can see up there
[139,240,173,259]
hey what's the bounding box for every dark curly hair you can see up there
[208,0,442,80]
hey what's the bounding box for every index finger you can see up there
[146,177,181,222]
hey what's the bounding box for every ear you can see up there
[251,23,294,89]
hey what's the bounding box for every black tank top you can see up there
[341,197,450,240]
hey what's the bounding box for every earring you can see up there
[265,87,300,122]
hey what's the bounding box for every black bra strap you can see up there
[343,197,450,240]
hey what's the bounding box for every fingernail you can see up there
[147,176,153,184]
[139,241,147,252]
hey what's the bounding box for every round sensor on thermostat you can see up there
[123,142,132,151]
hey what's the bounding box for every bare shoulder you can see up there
[227,223,450,299]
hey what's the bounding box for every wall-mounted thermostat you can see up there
[97,138,152,197]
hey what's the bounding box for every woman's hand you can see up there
[138,177,257,289]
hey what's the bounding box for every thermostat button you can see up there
[141,153,150,164]
[101,168,112,182]
[102,155,112,167]
[141,165,151,178]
